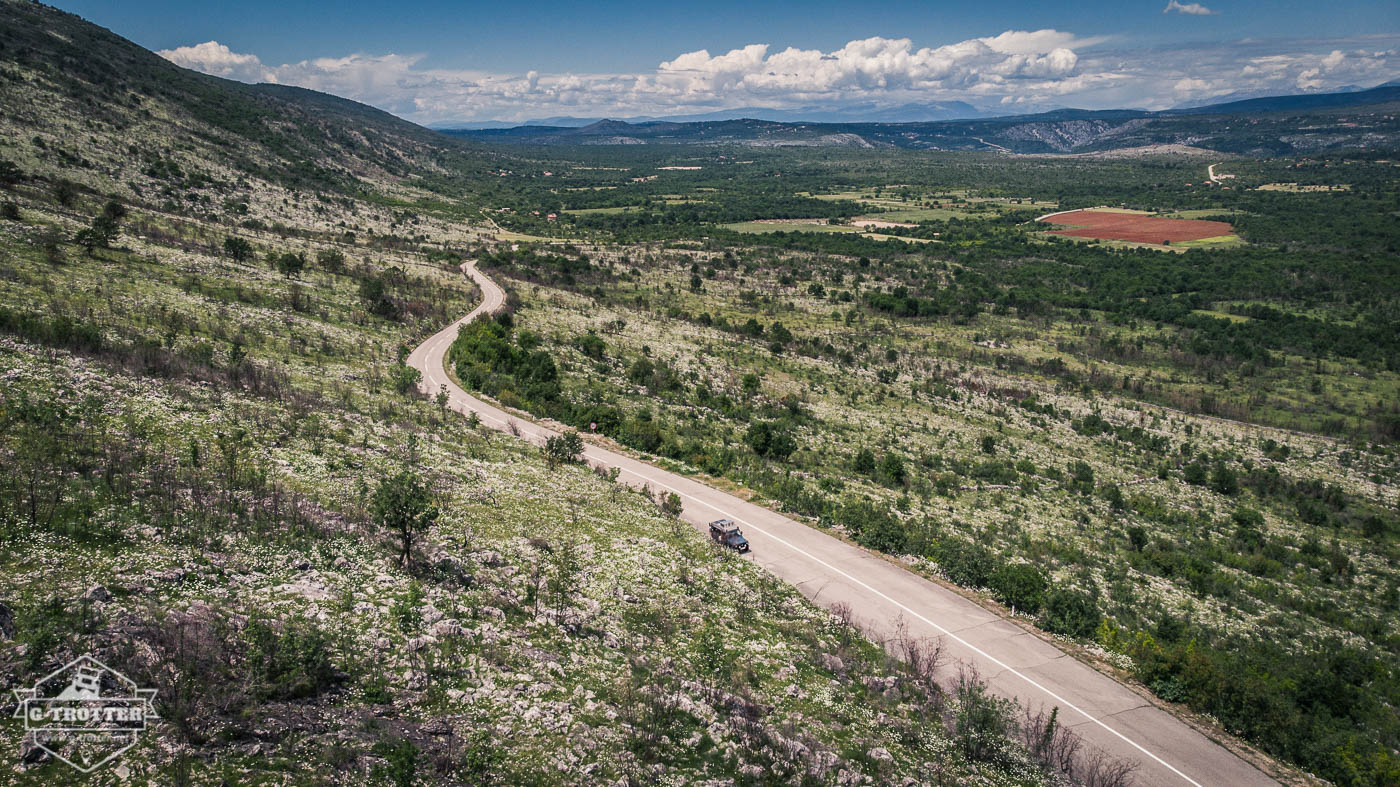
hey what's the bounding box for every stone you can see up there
[83,584,111,602]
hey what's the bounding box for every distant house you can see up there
[546,213,557,221]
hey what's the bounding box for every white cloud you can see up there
[156,32,1399,123]
[158,41,274,82]
[1163,1,1216,15]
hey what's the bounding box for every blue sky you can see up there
[55,1,1400,122]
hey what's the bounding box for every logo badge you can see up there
[12,655,158,773]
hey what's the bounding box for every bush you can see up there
[879,452,907,486]
[544,430,584,467]
[989,563,1047,614]
[938,539,994,587]
[1209,460,1239,495]
[575,333,606,360]
[746,421,797,461]
[391,364,421,395]
[223,236,253,262]
[1042,587,1101,639]
[244,617,339,700]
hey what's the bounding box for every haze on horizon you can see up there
[55,0,1400,125]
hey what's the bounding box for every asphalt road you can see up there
[408,261,1278,787]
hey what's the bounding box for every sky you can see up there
[54,0,1400,124]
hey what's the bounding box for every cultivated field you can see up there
[1039,208,1236,244]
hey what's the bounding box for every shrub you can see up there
[1042,587,1101,639]
[989,563,1047,614]
[391,364,421,395]
[544,430,584,467]
[938,539,994,587]
[223,236,253,261]
[244,617,339,700]
[879,452,907,486]
[1209,460,1239,496]
[575,333,606,360]
[746,421,797,461]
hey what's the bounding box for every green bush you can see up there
[1042,586,1101,639]
[988,563,1046,614]
[937,539,994,587]
[244,617,339,700]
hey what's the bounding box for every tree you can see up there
[372,470,439,567]
[0,159,22,188]
[1127,525,1148,552]
[1043,586,1101,639]
[575,333,605,360]
[659,491,683,518]
[990,563,1046,613]
[223,236,254,262]
[746,421,796,461]
[1182,460,1208,485]
[879,452,907,486]
[852,448,877,475]
[626,357,654,386]
[74,199,126,255]
[275,251,306,279]
[359,275,398,319]
[543,431,584,468]
[391,364,421,395]
[740,372,761,397]
[980,435,997,455]
[316,248,346,272]
[938,540,994,587]
[1209,461,1239,496]
[51,179,77,207]
[1102,483,1126,511]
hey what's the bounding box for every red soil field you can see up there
[1038,210,1234,243]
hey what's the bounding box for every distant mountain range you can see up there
[442,83,1400,155]
[430,101,988,130]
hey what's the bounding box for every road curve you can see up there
[409,261,1278,787]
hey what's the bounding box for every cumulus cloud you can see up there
[159,41,274,82]
[157,31,1399,123]
[1164,1,1216,15]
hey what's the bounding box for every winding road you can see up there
[409,261,1279,787]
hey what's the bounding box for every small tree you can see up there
[316,248,346,272]
[372,470,439,567]
[543,431,584,468]
[223,236,253,262]
[659,491,683,518]
[740,372,761,397]
[0,159,23,188]
[989,563,1047,614]
[51,179,77,207]
[275,251,306,279]
[391,364,421,395]
[74,200,126,255]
